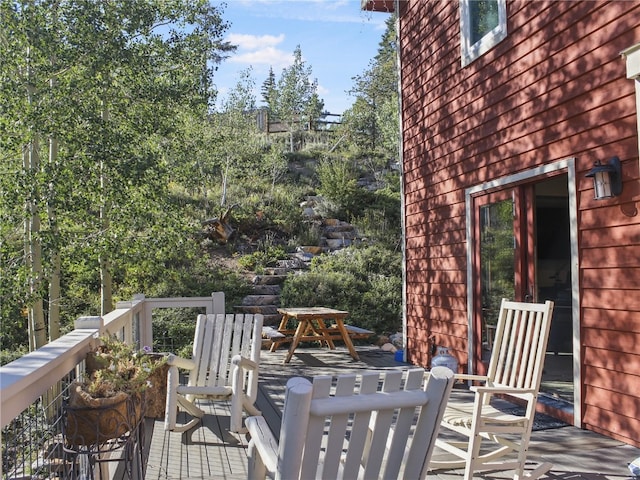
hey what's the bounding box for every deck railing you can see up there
[0,293,224,479]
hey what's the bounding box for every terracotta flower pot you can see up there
[143,353,170,418]
[65,382,143,446]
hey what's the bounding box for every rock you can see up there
[381,343,397,353]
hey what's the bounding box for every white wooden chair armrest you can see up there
[166,353,196,370]
[231,353,262,433]
[232,354,258,371]
[246,416,280,474]
[176,385,231,396]
[453,373,489,382]
[470,385,536,396]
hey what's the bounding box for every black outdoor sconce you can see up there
[585,156,623,200]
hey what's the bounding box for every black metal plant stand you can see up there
[61,394,146,479]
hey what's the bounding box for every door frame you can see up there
[464,157,581,426]
[472,186,536,372]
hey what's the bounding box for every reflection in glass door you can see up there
[472,176,574,409]
[479,196,515,357]
[473,188,529,368]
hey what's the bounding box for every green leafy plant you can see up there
[238,245,288,272]
[281,245,402,334]
[81,336,166,399]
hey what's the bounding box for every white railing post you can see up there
[210,291,225,314]
[75,316,104,331]
[134,294,153,349]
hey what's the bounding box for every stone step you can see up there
[251,284,281,295]
[325,230,357,240]
[253,274,288,285]
[322,218,343,227]
[298,245,324,254]
[234,305,280,315]
[263,267,290,276]
[325,225,357,234]
[325,238,352,249]
[242,295,280,306]
[275,258,309,270]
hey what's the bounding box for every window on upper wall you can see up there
[460,0,507,67]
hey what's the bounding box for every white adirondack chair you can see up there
[164,313,263,433]
[431,298,555,480]
[246,366,455,480]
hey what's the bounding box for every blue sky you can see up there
[211,0,391,114]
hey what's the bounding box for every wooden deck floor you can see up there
[140,345,640,480]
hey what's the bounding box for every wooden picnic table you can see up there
[270,307,360,363]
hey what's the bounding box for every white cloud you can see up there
[229,46,294,69]
[227,33,285,50]
[316,84,329,96]
[225,33,293,69]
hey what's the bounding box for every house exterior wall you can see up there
[396,0,640,447]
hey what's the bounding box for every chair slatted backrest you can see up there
[277,367,454,480]
[189,313,262,389]
[486,299,554,399]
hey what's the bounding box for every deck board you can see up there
[142,345,640,479]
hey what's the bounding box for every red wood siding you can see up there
[399,0,640,446]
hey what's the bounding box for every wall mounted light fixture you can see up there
[585,156,622,200]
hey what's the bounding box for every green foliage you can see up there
[481,199,516,323]
[0,0,236,348]
[146,260,252,356]
[312,244,402,280]
[0,345,29,367]
[0,228,29,349]
[149,308,202,357]
[281,245,402,334]
[82,336,166,398]
[340,15,399,160]
[352,184,402,247]
[281,271,365,311]
[147,257,250,307]
[210,173,311,246]
[238,245,288,272]
[362,275,403,331]
[0,0,402,361]
[316,157,364,220]
[289,221,322,248]
[143,256,250,356]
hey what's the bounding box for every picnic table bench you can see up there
[265,307,373,363]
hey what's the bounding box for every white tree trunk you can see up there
[48,135,61,340]
[25,48,46,350]
[221,156,230,207]
[27,136,47,349]
[100,104,113,315]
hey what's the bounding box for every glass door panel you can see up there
[474,190,519,367]
[479,197,515,339]
[472,176,574,409]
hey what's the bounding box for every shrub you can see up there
[151,307,202,355]
[238,244,288,272]
[0,345,28,366]
[352,185,402,247]
[281,245,402,334]
[316,157,363,220]
[280,272,365,313]
[311,244,402,280]
[361,275,403,333]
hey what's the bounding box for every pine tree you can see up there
[261,66,277,110]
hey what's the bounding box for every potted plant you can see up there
[65,336,166,446]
